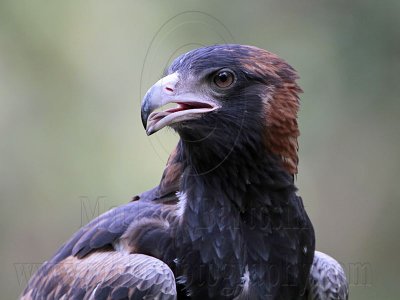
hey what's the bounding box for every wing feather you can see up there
[307,251,349,300]
[21,252,176,300]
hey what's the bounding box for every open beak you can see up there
[141,72,220,135]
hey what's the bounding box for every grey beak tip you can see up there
[141,88,154,130]
[146,128,154,136]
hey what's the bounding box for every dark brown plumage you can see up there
[21,44,348,300]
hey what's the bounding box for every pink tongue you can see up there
[165,107,181,113]
[165,103,191,113]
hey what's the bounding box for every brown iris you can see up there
[213,70,234,88]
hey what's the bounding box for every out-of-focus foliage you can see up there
[0,1,399,299]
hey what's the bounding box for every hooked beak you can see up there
[141,72,220,135]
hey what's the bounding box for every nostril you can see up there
[165,86,174,93]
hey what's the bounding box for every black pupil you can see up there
[218,72,229,82]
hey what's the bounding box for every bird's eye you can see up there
[213,70,235,88]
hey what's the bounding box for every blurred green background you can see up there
[1,1,399,299]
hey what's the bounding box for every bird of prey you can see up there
[21,44,348,300]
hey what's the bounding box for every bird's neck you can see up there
[177,138,296,213]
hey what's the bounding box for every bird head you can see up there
[141,44,301,174]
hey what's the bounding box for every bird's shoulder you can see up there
[21,149,184,299]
